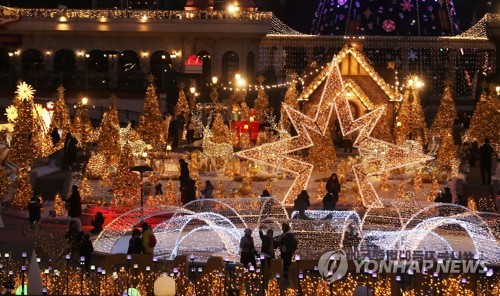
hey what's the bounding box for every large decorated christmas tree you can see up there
[431,84,457,139]
[371,104,394,143]
[72,101,94,146]
[436,128,459,177]
[311,0,459,36]
[463,89,500,154]
[136,76,166,151]
[8,82,36,167]
[211,113,231,144]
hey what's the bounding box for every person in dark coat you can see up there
[239,228,257,268]
[169,115,179,148]
[127,228,143,254]
[258,225,275,270]
[154,183,163,196]
[181,179,197,204]
[469,141,479,168]
[179,159,190,191]
[293,190,311,219]
[62,132,78,170]
[260,190,271,197]
[80,234,94,272]
[324,173,341,210]
[279,223,297,278]
[90,212,105,235]
[201,180,214,199]
[28,195,42,226]
[479,138,497,185]
[50,127,61,146]
[440,187,453,203]
[68,185,82,218]
[66,218,84,256]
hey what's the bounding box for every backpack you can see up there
[148,233,157,248]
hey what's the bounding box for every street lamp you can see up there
[496,85,500,96]
[212,76,218,85]
[81,97,88,106]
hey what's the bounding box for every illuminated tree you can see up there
[53,193,66,216]
[211,113,231,144]
[463,90,500,154]
[95,102,120,165]
[136,77,166,151]
[84,152,108,180]
[307,132,336,172]
[165,179,178,205]
[72,102,94,146]
[379,172,390,190]
[395,180,406,199]
[426,178,440,202]
[436,129,460,176]
[11,167,32,210]
[395,81,428,146]
[50,86,72,142]
[280,73,300,131]
[8,82,35,167]
[254,76,269,122]
[176,89,190,116]
[430,84,457,138]
[32,105,53,158]
[112,143,140,204]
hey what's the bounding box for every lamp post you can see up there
[189,86,197,111]
[211,76,219,103]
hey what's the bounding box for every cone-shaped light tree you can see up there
[463,89,500,154]
[437,128,460,176]
[430,84,457,138]
[8,82,36,167]
[176,87,190,117]
[49,86,72,142]
[395,77,428,146]
[112,143,140,204]
[72,98,94,146]
[95,96,121,165]
[211,113,231,144]
[136,76,166,151]
[253,75,269,122]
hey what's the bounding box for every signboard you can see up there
[0,6,20,27]
[184,55,203,74]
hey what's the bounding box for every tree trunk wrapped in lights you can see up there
[307,131,337,172]
[395,86,428,147]
[436,129,460,177]
[430,84,457,138]
[395,180,406,199]
[95,103,121,166]
[112,143,140,205]
[11,167,32,210]
[215,181,225,198]
[136,78,166,151]
[253,76,269,122]
[50,86,72,149]
[463,90,500,154]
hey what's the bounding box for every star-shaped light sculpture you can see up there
[236,60,343,204]
[237,55,432,208]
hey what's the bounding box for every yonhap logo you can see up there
[318,249,349,283]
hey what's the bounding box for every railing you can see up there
[15,8,273,22]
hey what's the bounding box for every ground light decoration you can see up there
[237,56,431,207]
